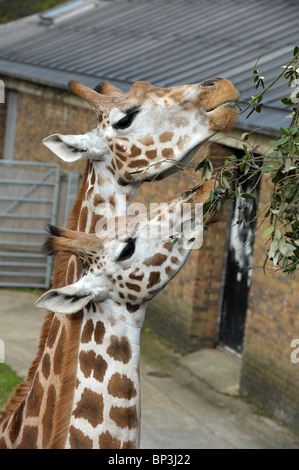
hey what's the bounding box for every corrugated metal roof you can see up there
[0,0,298,134]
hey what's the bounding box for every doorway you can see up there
[219,172,260,355]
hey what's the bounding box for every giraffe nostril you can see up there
[201,78,222,87]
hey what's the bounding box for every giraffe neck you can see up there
[78,158,140,231]
[0,160,141,449]
[65,300,147,449]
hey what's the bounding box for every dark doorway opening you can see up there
[219,168,260,355]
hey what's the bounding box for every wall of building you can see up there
[5,79,94,173]
[240,177,299,430]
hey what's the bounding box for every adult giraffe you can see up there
[0,78,239,448]
[1,180,216,448]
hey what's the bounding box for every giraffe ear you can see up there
[43,131,108,163]
[35,275,105,314]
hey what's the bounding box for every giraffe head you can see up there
[43,78,239,182]
[35,180,215,316]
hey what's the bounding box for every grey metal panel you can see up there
[0,161,60,288]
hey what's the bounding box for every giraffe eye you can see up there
[117,238,136,261]
[113,109,140,130]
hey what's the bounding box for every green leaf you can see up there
[269,140,278,147]
[283,261,297,273]
[222,177,230,189]
[294,46,299,57]
[260,166,273,173]
[241,133,249,141]
[241,193,255,199]
[274,228,282,240]
[217,200,222,211]
[281,97,293,105]
[284,158,292,172]
[195,159,206,171]
[262,225,275,238]
[277,136,290,145]
[280,127,290,135]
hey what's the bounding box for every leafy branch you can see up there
[199,46,299,276]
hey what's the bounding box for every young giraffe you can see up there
[0,78,239,448]
[0,180,215,449]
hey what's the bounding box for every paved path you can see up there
[0,288,298,449]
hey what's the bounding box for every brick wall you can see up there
[240,176,299,429]
[13,86,94,173]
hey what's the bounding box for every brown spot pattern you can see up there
[41,353,51,380]
[66,259,75,285]
[143,253,167,266]
[94,321,105,345]
[126,303,140,313]
[163,241,172,252]
[19,425,38,449]
[109,405,138,429]
[108,373,137,399]
[81,319,94,344]
[145,149,157,159]
[128,159,149,169]
[146,271,161,288]
[125,282,141,292]
[93,194,105,206]
[129,144,142,158]
[99,431,121,449]
[162,148,175,159]
[69,426,93,449]
[107,335,132,364]
[122,440,136,449]
[129,271,144,281]
[78,206,88,232]
[73,388,103,427]
[165,266,176,277]
[42,384,56,448]
[47,316,60,349]
[159,131,174,142]
[26,373,43,418]
[9,400,25,444]
[79,350,108,382]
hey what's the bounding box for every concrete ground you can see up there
[0,288,298,449]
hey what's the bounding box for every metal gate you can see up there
[0,160,60,289]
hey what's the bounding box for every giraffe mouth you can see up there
[211,99,239,112]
